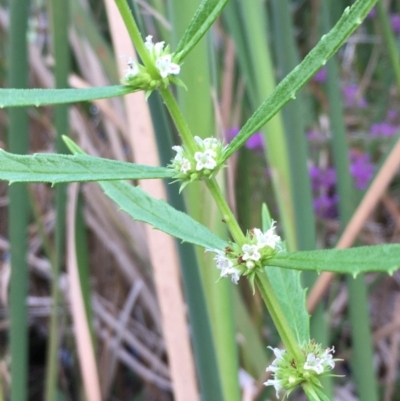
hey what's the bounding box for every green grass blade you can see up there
[169,1,240,399]
[0,85,137,108]
[269,245,400,275]
[321,2,378,399]
[148,81,225,401]
[134,0,225,387]
[346,276,378,401]
[223,0,378,160]
[232,0,297,250]
[175,0,230,62]
[0,151,173,183]
[270,0,330,393]
[233,289,268,376]
[45,0,70,400]
[270,0,316,251]
[7,1,30,401]
[376,1,400,90]
[71,0,119,83]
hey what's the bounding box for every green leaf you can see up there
[302,383,331,401]
[99,180,227,250]
[174,0,230,62]
[268,245,400,277]
[262,205,310,345]
[223,0,378,160]
[63,136,227,250]
[265,266,310,344]
[0,149,173,184]
[0,85,137,108]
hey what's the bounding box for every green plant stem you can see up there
[113,0,157,75]
[45,0,70,399]
[255,272,302,360]
[376,1,400,91]
[205,178,245,246]
[158,58,301,371]
[158,86,198,153]
[8,1,30,401]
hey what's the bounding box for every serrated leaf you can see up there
[62,137,227,253]
[99,180,227,250]
[261,204,310,344]
[265,266,310,345]
[0,85,137,108]
[175,0,230,62]
[268,245,400,277]
[0,149,173,184]
[223,0,378,159]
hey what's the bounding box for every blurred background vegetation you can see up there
[1,0,400,400]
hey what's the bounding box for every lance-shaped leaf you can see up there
[63,136,227,250]
[265,266,310,345]
[100,180,227,250]
[175,0,231,62]
[223,0,378,159]
[268,245,400,277]
[0,149,173,184]
[261,205,309,345]
[0,85,137,108]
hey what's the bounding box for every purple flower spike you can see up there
[309,166,336,191]
[387,110,398,121]
[225,127,264,150]
[391,14,400,34]
[350,151,374,190]
[313,194,338,219]
[343,85,367,108]
[370,122,398,137]
[313,67,327,83]
[368,7,376,19]
[226,127,240,142]
[245,132,264,150]
[307,130,321,140]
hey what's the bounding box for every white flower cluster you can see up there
[304,347,335,374]
[122,35,180,84]
[207,222,283,284]
[264,343,337,399]
[170,136,225,184]
[145,35,180,78]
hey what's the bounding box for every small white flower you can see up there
[321,346,335,369]
[207,249,241,284]
[156,54,181,78]
[266,364,279,373]
[194,150,217,171]
[154,41,165,56]
[254,221,282,250]
[194,136,204,146]
[145,35,154,51]
[264,378,283,398]
[242,244,261,261]
[203,137,219,149]
[220,267,241,284]
[304,353,324,374]
[213,250,233,270]
[267,346,286,363]
[180,158,192,174]
[124,57,139,79]
[172,145,184,160]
